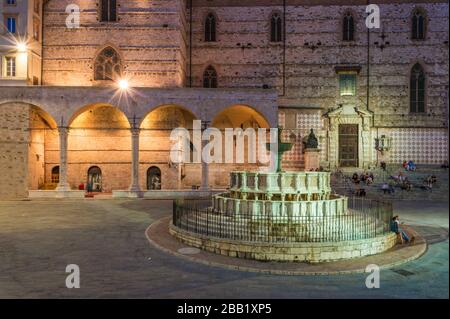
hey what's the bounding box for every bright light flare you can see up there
[118,79,129,90]
[16,42,27,52]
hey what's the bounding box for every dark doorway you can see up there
[87,166,102,192]
[147,166,162,190]
[339,124,359,167]
[51,166,60,184]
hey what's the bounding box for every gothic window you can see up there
[410,63,425,113]
[203,65,217,88]
[412,9,426,40]
[100,0,117,22]
[343,12,355,41]
[270,12,282,42]
[204,13,216,42]
[94,47,122,81]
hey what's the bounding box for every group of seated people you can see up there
[402,160,416,171]
[421,175,437,191]
[388,172,413,191]
[351,172,375,185]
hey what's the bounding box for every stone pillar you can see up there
[56,127,71,191]
[200,121,210,190]
[129,128,141,192]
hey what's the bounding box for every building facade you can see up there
[0,0,42,86]
[0,0,448,199]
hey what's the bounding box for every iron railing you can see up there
[172,198,393,243]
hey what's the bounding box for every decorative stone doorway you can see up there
[147,166,162,190]
[339,124,359,167]
[325,105,373,169]
[87,166,102,192]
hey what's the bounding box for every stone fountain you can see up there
[170,128,396,263]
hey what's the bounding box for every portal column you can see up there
[200,120,210,190]
[56,127,71,191]
[129,128,141,192]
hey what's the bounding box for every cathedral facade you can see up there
[0,0,448,199]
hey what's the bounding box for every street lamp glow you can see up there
[118,79,129,90]
[16,42,27,52]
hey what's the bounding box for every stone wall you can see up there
[189,2,448,123]
[43,0,187,87]
[188,1,449,166]
[0,103,30,199]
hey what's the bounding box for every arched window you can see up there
[203,65,217,88]
[412,9,426,40]
[270,12,282,42]
[410,63,426,113]
[100,0,117,22]
[204,13,216,42]
[343,12,355,41]
[94,47,122,81]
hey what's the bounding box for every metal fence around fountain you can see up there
[172,198,394,243]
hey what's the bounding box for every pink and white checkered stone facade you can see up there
[380,128,449,164]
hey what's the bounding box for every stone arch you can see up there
[0,101,58,128]
[139,104,199,190]
[211,104,271,129]
[210,105,272,187]
[138,104,199,129]
[67,103,132,192]
[68,103,131,128]
[0,102,59,195]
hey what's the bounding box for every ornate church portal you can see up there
[325,104,373,169]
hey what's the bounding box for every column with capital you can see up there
[56,127,71,191]
[200,120,210,190]
[129,127,142,193]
